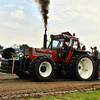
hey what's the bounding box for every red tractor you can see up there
[0,32,99,81]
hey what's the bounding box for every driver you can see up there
[63,43,68,60]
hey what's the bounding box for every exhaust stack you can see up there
[43,28,47,49]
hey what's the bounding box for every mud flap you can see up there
[98,60,100,79]
[92,57,99,80]
[94,60,100,79]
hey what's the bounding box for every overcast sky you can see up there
[0,0,100,51]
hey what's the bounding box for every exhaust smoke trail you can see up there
[35,0,50,29]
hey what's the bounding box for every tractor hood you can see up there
[24,47,58,61]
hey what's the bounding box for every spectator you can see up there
[91,46,100,78]
[22,52,25,57]
[0,55,2,61]
[63,43,68,60]
[91,46,99,59]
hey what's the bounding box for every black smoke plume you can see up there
[35,0,50,29]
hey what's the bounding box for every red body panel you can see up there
[26,33,83,63]
[28,47,58,61]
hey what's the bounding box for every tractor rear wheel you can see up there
[67,53,95,81]
[29,56,55,82]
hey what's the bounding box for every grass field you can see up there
[25,90,100,100]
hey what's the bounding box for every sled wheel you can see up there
[15,65,30,79]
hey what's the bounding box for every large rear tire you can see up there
[29,56,55,82]
[67,53,95,81]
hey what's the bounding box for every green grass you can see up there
[25,90,100,100]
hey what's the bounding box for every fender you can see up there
[72,49,87,54]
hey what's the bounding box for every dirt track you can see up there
[0,72,100,99]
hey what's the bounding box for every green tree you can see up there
[0,45,3,49]
[20,44,29,51]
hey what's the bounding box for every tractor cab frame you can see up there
[48,32,83,62]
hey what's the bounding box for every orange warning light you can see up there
[73,33,75,36]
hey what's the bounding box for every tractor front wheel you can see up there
[29,56,55,82]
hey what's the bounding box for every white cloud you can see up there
[2,20,21,28]
[4,4,15,8]
[10,10,26,19]
[0,16,44,48]
[50,5,100,23]
[28,0,34,3]
[50,0,100,23]
[0,7,3,10]
[1,0,100,51]
[0,11,10,16]
[19,6,24,10]
[48,0,100,51]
